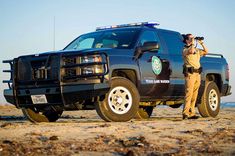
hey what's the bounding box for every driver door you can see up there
[137,30,171,99]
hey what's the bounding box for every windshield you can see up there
[64,28,140,50]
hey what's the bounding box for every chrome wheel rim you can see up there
[208,89,218,111]
[108,86,132,115]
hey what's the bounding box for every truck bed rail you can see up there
[206,53,223,58]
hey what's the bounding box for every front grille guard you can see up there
[2,59,14,89]
[3,55,60,107]
[2,52,109,107]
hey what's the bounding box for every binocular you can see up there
[195,37,204,40]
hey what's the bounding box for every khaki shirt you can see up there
[183,46,204,69]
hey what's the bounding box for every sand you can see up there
[0,105,234,156]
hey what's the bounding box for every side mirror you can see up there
[141,41,160,52]
[133,41,160,60]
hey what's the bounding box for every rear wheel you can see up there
[198,81,220,117]
[22,106,63,122]
[135,106,154,119]
[95,77,139,122]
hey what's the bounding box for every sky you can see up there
[0,0,235,104]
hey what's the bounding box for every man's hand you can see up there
[198,40,208,55]
[198,40,204,45]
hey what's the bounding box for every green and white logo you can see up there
[152,56,162,75]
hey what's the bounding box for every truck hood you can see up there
[18,48,112,58]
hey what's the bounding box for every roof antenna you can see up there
[53,16,56,51]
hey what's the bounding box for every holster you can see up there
[183,65,202,77]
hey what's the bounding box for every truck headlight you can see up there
[81,55,102,63]
[80,55,104,75]
[82,65,104,75]
[62,53,107,80]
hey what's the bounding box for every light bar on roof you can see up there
[96,22,160,31]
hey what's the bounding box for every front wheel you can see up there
[198,81,220,117]
[95,77,139,122]
[22,107,63,122]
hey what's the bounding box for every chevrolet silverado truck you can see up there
[3,22,231,122]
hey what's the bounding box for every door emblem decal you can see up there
[151,56,162,75]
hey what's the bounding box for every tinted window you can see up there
[139,31,159,46]
[158,30,184,55]
[64,29,140,50]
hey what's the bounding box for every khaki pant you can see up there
[183,73,201,116]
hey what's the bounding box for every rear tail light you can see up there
[226,64,229,81]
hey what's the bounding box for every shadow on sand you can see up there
[0,115,26,121]
[0,114,187,123]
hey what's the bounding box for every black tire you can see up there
[169,104,182,108]
[22,107,63,122]
[135,106,154,119]
[198,81,220,117]
[95,77,140,122]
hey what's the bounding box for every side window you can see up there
[139,31,159,46]
[158,31,184,55]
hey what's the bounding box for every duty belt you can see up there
[192,68,202,73]
[183,65,202,76]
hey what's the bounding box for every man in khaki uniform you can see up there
[182,34,208,119]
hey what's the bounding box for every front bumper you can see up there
[62,83,109,105]
[4,83,110,107]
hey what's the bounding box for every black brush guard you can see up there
[3,52,110,108]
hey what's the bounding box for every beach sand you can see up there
[0,105,234,156]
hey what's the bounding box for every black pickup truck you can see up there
[3,22,231,122]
